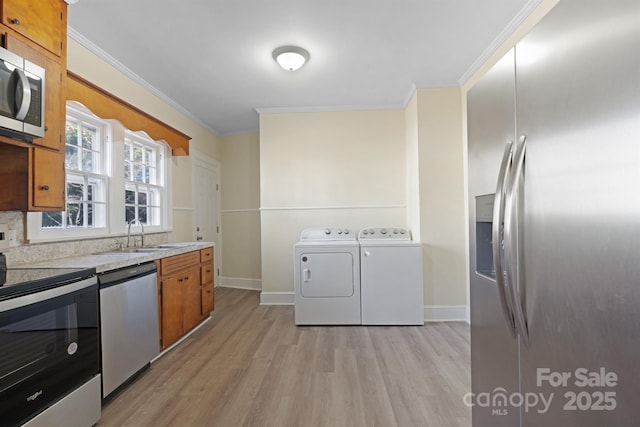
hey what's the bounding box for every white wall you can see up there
[259,109,406,295]
[415,88,467,308]
[220,132,262,288]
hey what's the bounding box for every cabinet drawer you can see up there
[201,264,214,284]
[200,247,213,263]
[160,251,200,275]
[201,282,214,315]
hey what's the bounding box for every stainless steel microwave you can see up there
[0,46,45,141]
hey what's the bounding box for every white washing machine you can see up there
[294,227,361,325]
[359,227,424,325]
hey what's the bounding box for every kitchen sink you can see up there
[97,247,173,255]
[157,242,198,248]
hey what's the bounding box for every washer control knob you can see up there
[344,229,350,234]
[381,229,388,235]
[393,229,398,234]
[400,229,406,234]
[325,228,331,235]
[337,229,343,234]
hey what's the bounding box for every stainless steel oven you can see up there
[0,267,101,427]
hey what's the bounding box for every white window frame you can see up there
[27,103,173,243]
[122,130,171,234]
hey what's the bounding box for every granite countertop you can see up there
[25,242,214,273]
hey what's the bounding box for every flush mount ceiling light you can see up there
[272,46,310,71]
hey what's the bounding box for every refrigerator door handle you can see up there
[504,135,530,347]
[492,140,517,337]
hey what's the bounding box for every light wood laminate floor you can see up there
[98,287,471,427]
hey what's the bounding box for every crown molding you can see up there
[67,26,222,137]
[458,0,543,86]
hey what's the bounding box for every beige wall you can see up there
[259,109,406,293]
[413,88,467,307]
[67,38,221,241]
[220,132,262,282]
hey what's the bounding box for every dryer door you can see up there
[299,252,355,297]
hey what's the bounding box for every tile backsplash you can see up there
[0,211,168,267]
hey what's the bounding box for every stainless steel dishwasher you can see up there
[98,262,159,398]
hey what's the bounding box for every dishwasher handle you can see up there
[98,262,157,288]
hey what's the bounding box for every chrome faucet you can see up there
[127,219,145,248]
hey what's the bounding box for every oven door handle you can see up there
[0,276,97,313]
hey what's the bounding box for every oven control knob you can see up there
[381,229,388,235]
[344,229,350,234]
[324,228,331,235]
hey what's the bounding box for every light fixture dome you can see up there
[272,46,310,71]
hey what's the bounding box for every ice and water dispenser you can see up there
[475,194,495,279]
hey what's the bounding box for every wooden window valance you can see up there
[66,71,191,156]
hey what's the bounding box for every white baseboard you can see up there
[219,277,262,290]
[424,305,469,322]
[260,292,294,305]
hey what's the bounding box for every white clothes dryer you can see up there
[359,227,424,325]
[294,227,361,325]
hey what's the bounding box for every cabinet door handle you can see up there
[41,185,49,191]
[10,18,20,25]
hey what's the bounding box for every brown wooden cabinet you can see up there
[31,148,64,209]
[4,28,65,151]
[0,0,66,212]
[158,248,214,350]
[200,247,215,315]
[0,143,64,211]
[0,0,64,57]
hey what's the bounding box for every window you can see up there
[41,108,108,230]
[124,133,164,226]
[28,103,172,242]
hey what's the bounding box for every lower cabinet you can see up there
[158,247,215,350]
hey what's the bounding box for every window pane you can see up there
[88,177,105,203]
[66,122,78,147]
[125,189,136,204]
[125,143,131,161]
[124,162,131,180]
[133,146,143,163]
[125,206,136,224]
[42,211,63,228]
[138,190,147,206]
[134,164,144,182]
[66,203,83,227]
[65,145,78,170]
[81,149,94,172]
[138,207,147,224]
[67,182,84,201]
[81,125,97,150]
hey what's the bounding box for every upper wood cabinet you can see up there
[0,0,67,212]
[3,26,65,151]
[31,148,64,210]
[1,0,64,57]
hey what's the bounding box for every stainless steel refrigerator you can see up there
[467,0,640,426]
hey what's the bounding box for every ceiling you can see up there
[67,0,536,137]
